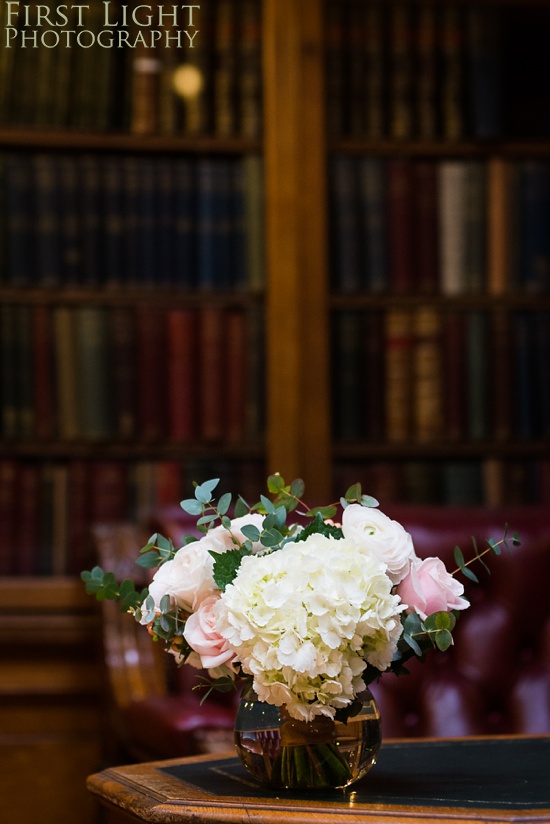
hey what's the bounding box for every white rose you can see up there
[341,504,415,584]
[148,540,216,613]
[200,513,265,555]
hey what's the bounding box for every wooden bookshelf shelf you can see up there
[330,293,550,309]
[335,441,550,460]
[0,129,262,155]
[0,440,265,460]
[333,139,550,158]
[0,287,264,307]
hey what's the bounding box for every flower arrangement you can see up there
[82,474,519,788]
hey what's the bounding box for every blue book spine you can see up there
[4,154,34,286]
[535,311,550,439]
[329,155,361,292]
[518,161,550,294]
[136,158,157,287]
[102,156,125,287]
[173,159,197,289]
[514,310,536,440]
[196,158,218,290]
[32,154,62,287]
[156,158,176,287]
[228,159,247,291]
[79,154,103,287]
[358,157,388,293]
[466,6,503,140]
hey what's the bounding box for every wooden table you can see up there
[87,735,550,824]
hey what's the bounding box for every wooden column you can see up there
[263,0,331,501]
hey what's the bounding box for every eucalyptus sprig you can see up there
[452,524,521,583]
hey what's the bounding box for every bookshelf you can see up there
[324,0,550,507]
[1,0,549,818]
[0,0,549,572]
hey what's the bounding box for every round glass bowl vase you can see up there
[234,688,381,790]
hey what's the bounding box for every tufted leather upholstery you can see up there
[94,505,550,761]
[372,505,550,739]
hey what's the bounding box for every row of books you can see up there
[333,458,550,508]
[332,308,550,444]
[326,1,550,141]
[0,0,262,138]
[0,303,265,443]
[0,456,266,576]
[329,155,550,295]
[0,152,264,291]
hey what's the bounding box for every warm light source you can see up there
[172,64,203,99]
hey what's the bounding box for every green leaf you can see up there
[403,632,423,657]
[461,566,479,583]
[260,528,284,548]
[217,492,232,516]
[434,629,453,651]
[267,473,285,493]
[135,550,160,569]
[260,494,276,514]
[360,494,379,508]
[241,524,260,543]
[197,514,217,527]
[454,545,465,570]
[234,496,249,518]
[289,478,305,499]
[306,505,337,520]
[344,482,362,502]
[512,532,521,547]
[180,498,202,516]
[211,548,245,590]
[294,512,343,542]
[159,594,171,613]
[424,611,457,635]
[488,537,501,556]
[195,478,219,504]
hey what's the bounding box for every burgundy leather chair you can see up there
[373,505,550,738]
[92,521,238,763]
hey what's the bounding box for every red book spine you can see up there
[225,309,247,441]
[66,459,92,575]
[387,159,414,294]
[167,308,198,441]
[412,161,439,294]
[15,462,41,575]
[442,309,467,441]
[199,306,225,441]
[32,304,55,440]
[88,461,129,524]
[0,460,18,574]
[136,306,168,441]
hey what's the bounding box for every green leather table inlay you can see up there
[160,736,550,809]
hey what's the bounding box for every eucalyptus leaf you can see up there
[290,478,305,499]
[345,482,362,501]
[434,629,453,651]
[267,474,285,493]
[217,492,232,516]
[234,496,249,518]
[180,498,203,516]
[241,524,260,542]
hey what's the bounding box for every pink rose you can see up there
[183,595,236,670]
[396,557,469,620]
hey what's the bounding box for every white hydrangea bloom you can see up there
[216,533,404,721]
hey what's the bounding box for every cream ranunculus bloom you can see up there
[148,540,216,613]
[341,504,416,585]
